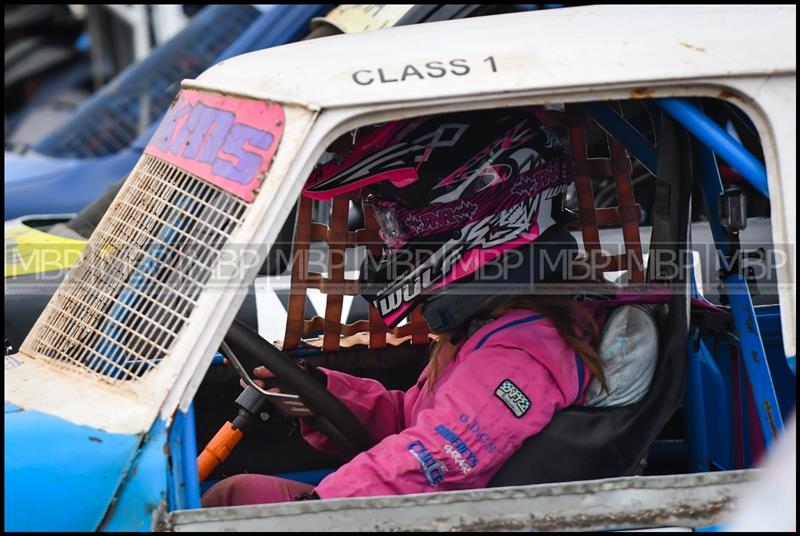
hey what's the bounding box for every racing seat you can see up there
[489,301,685,485]
[280,108,692,487]
[489,112,693,486]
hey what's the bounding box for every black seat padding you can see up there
[488,302,686,486]
[489,114,693,487]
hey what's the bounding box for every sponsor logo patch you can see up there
[434,424,479,475]
[407,440,447,486]
[495,379,531,418]
[145,89,284,202]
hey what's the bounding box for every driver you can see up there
[202,108,607,506]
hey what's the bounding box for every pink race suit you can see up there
[202,308,590,506]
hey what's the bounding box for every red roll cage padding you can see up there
[281,191,431,351]
[281,104,644,351]
[539,103,644,284]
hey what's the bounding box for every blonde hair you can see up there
[427,293,606,392]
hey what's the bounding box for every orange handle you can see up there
[197,421,244,481]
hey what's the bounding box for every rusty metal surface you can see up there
[164,469,759,532]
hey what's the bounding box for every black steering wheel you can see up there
[224,318,373,457]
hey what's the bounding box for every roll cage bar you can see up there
[567,96,782,446]
[172,95,787,511]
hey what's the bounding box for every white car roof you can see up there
[190,4,796,108]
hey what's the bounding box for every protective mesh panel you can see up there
[22,154,248,382]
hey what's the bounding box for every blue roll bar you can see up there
[694,141,784,447]
[657,98,769,197]
[180,404,202,509]
[167,405,202,511]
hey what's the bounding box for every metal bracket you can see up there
[219,341,313,417]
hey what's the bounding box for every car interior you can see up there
[190,95,785,497]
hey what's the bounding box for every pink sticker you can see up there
[145,89,285,202]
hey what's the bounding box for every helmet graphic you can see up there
[303,108,575,328]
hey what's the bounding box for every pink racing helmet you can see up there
[303,108,575,328]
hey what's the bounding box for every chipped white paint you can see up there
[192,5,794,109]
[165,470,760,532]
[164,104,318,422]
[4,353,156,434]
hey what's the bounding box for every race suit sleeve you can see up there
[299,367,407,456]
[312,342,575,499]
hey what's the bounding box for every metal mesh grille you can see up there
[22,154,248,382]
